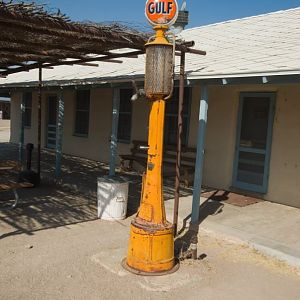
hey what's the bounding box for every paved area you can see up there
[164,196,300,269]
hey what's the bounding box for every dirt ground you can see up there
[1,125,300,299]
[1,211,300,300]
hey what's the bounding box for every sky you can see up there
[39,0,300,29]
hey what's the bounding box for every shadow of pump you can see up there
[175,193,225,260]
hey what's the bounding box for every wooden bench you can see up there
[0,160,22,171]
[0,160,34,209]
[120,140,148,171]
[120,140,196,187]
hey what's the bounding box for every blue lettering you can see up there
[156,2,162,14]
[148,3,155,14]
[167,2,173,14]
[148,1,174,15]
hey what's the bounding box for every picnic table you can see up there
[120,140,197,187]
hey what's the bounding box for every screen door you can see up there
[232,93,275,194]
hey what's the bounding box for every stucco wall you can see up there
[267,85,300,207]
[61,88,113,162]
[10,88,150,163]
[199,84,300,208]
[9,83,300,208]
[11,91,45,146]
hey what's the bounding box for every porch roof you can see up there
[0,6,300,88]
[0,1,147,78]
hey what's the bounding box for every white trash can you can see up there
[97,176,129,221]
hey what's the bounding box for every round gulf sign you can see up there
[145,0,178,27]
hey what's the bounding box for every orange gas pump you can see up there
[123,21,179,275]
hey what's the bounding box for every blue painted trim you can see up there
[232,92,276,194]
[18,94,25,163]
[239,147,266,155]
[263,93,276,193]
[191,84,209,224]
[109,88,120,177]
[233,181,266,194]
[192,74,300,86]
[55,91,64,178]
[232,95,244,193]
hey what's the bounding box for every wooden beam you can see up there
[1,50,144,76]
[0,51,86,64]
[102,59,123,64]
[0,18,146,50]
[0,45,87,60]
[77,63,99,67]
[0,34,120,58]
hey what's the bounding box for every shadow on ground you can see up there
[175,199,224,257]
[0,143,193,239]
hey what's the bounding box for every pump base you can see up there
[125,220,176,274]
[122,258,179,276]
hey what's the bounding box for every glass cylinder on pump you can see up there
[145,34,173,100]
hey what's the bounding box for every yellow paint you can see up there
[126,222,174,272]
[146,25,171,48]
[126,99,175,273]
[125,27,176,273]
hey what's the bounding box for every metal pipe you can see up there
[173,51,186,236]
[109,88,120,177]
[18,93,25,164]
[37,66,42,179]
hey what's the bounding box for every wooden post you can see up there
[18,94,25,163]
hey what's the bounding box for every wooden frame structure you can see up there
[0,2,204,78]
[0,1,148,77]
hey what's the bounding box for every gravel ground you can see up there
[1,211,300,300]
[1,123,300,299]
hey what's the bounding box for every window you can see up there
[23,92,32,127]
[164,87,191,145]
[118,89,132,142]
[74,90,90,136]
